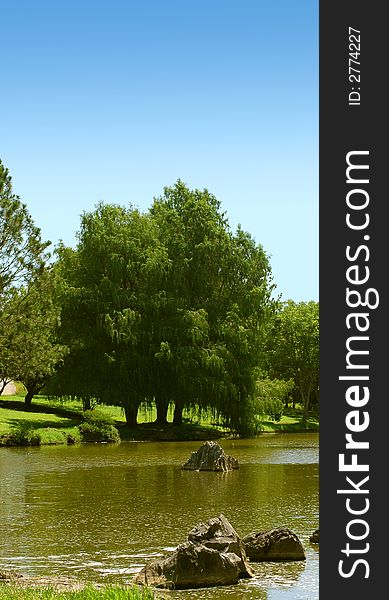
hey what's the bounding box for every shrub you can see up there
[78,410,121,443]
[66,429,82,444]
[38,428,68,445]
[7,423,42,446]
[81,410,115,427]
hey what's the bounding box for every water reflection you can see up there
[0,434,319,599]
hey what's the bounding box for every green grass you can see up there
[37,427,81,444]
[0,395,229,444]
[0,396,84,446]
[0,584,155,600]
[260,407,319,432]
[0,397,82,446]
[0,393,318,447]
[0,404,80,435]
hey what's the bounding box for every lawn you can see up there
[0,396,80,435]
[0,394,228,445]
[0,393,318,446]
[260,408,319,432]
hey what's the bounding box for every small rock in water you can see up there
[181,440,239,471]
[309,529,319,543]
[243,526,306,561]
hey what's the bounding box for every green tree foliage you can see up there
[0,159,49,300]
[49,203,169,424]
[78,410,121,443]
[52,182,276,434]
[267,300,319,425]
[1,268,67,404]
[0,160,51,394]
[150,181,276,431]
[255,377,295,422]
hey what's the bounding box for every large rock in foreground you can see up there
[133,541,241,589]
[187,513,253,579]
[243,527,306,561]
[134,514,253,589]
[181,441,239,471]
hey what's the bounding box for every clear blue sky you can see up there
[2,0,318,302]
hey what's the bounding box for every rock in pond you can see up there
[243,526,306,561]
[133,513,253,589]
[181,440,239,472]
[309,529,319,543]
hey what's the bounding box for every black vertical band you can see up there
[320,1,386,596]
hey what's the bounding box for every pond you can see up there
[0,433,319,599]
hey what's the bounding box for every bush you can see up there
[5,423,42,446]
[81,410,115,427]
[66,429,82,444]
[38,428,68,445]
[78,410,121,443]
[0,425,83,447]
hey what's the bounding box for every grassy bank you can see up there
[259,407,319,433]
[0,394,318,447]
[0,585,155,600]
[0,395,229,446]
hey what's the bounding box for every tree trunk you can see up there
[301,389,311,426]
[0,378,12,395]
[173,400,183,426]
[24,381,44,407]
[83,397,91,411]
[155,398,169,425]
[24,389,34,406]
[124,403,139,428]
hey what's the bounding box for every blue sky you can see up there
[2,0,318,302]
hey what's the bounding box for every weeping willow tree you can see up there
[50,182,276,434]
[47,203,170,424]
[149,181,276,433]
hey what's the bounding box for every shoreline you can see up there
[0,395,319,448]
[0,426,319,448]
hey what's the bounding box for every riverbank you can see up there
[0,395,319,447]
[0,582,155,600]
[0,434,319,598]
[0,569,158,598]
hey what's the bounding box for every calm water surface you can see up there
[0,434,319,599]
